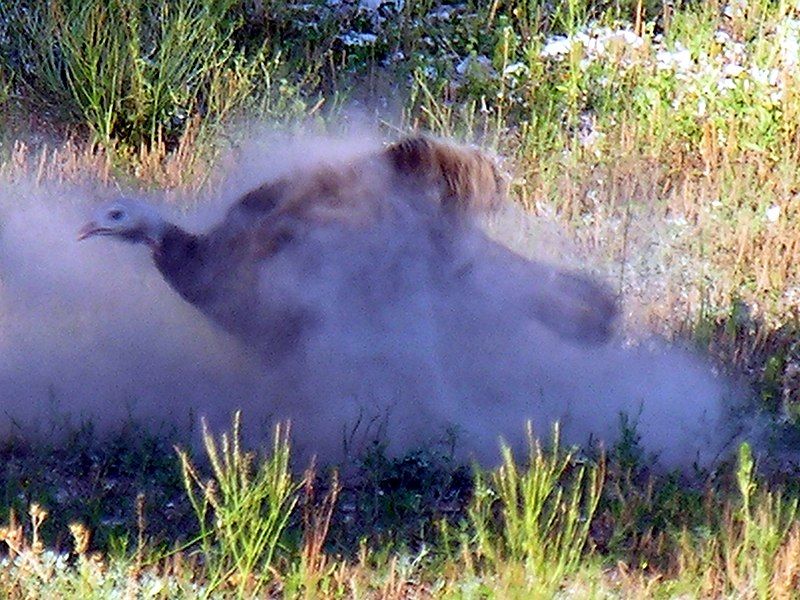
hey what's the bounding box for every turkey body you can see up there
[150,137,616,361]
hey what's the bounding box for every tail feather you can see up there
[383,135,508,213]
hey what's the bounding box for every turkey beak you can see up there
[77,221,103,241]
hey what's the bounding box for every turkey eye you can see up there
[109,210,124,221]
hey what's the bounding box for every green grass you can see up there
[1,417,800,597]
[468,424,604,596]
[177,414,300,597]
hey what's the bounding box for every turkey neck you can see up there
[152,224,210,305]
[150,224,261,337]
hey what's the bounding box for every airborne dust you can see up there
[0,132,745,473]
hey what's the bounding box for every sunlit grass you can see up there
[0,418,798,597]
[467,423,605,596]
[176,414,300,597]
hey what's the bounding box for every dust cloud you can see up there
[0,133,743,473]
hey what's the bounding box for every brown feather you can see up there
[226,135,508,229]
[382,135,508,213]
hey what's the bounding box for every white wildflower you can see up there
[574,31,592,47]
[428,5,456,19]
[714,30,732,44]
[669,214,689,227]
[723,0,748,19]
[784,40,800,67]
[749,66,770,85]
[541,24,643,65]
[581,129,604,149]
[502,62,529,77]
[608,28,644,49]
[54,553,69,571]
[778,19,800,67]
[656,47,693,71]
[722,63,744,77]
[765,204,781,223]
[339,31,378,46]
[578,112,604,150]
[140,573,166,595]
[358,0,403,10]
[541,36,572,59]
[655,50,672,70]
[421,65,437,79]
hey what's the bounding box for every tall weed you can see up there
[468,423,605,595]
[177,413,301,597]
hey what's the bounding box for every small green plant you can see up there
[724,442,799,599]
[177,413,301,597]
[468,422,605,595]
[674,443,800,598]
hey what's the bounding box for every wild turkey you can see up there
[78,135,618,359]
